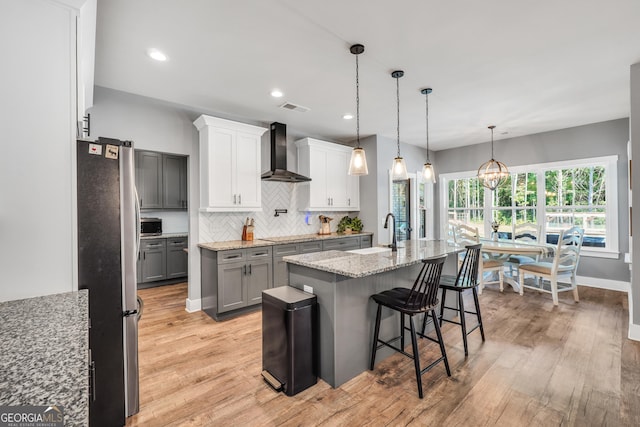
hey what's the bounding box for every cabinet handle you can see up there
[328,197,331,206]
[238,194,242,204]
[233,194,237,204]
[254,252,267,256]
[348,198,350,206]
[143,253,146,260]
[249,264,252,275]
[243,265,247,275]
[226,254,241,259]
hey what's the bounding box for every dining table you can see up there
[479,238,555,292]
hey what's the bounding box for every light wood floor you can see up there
[128,283,640,426]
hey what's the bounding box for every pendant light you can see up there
[421,87,436,184]
[348,44,368,175]
[477,125,509,190]
[391,70,408,180]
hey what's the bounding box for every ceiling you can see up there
[94,0,640,151]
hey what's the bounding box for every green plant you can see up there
[337,216,363,233]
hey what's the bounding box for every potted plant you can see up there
[337,216,364,234]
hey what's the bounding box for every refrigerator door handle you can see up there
[136,296,144,321]
[134,186,141,256]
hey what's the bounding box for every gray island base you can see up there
[284,239,463,387]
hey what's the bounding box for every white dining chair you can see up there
[506,222,542,277]
[518,226,584,305]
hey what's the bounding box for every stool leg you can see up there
[370,304,382,370]
[431,309,451,376]
[472,287,485,341]
[409,315,423,398]
[400,312,405,350]
[439,288,447,326]
[458,291,468,357]
[421,311,428,336]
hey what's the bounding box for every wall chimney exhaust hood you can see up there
[261,122,311,183]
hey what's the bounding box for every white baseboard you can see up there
[629,322,640,341]
[574,275,629,293]
[185,298,201,313]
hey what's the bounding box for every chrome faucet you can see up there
[383,213,397,252]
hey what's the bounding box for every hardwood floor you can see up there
[128,283,640,426]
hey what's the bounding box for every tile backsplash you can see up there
[199,181,356,242]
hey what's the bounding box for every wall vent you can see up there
[279,102,310,113]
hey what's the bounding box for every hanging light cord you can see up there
[425,92,430,162]
[355,53,360,146]
[490,126,495,160]
[396,75,400,157]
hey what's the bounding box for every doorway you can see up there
[388,170,435,243]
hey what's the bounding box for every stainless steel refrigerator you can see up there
[77,137,140,426]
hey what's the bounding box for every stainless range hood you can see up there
[261,122,311,182]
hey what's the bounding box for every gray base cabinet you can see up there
[140,239,166,282]
[166,237,188,278]
[138,237,188,284]
[202,247,273,320]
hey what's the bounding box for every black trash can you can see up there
[261,286,317,396]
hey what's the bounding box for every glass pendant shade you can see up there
[347,44,369,176]
[392,156,408,180]
[348,147,368,175]
[422,162,436,183]
[477,125,509,190]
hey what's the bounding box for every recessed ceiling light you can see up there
[147,48,167,61]
[271,89,283,98]
[343,114,354,120]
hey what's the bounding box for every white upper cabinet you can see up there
[194,115,267,212]
[295,138,360,211]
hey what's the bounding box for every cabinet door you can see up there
[308,147,329,208]
[166,238,188,279]
[163,155,187,209]
[208,127,235,207]
[326,149,349,208]
[273,244,298,287]
[246,260,272,305]
[141,243,166,282]
[235,132,261,208]
[136,151,163,209]
[218,263,246,312]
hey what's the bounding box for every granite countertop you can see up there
[198,239,275,251]
[0,290,89,426]
[198,231,373,251]
[141,232,188,240]
[283,239,462,278]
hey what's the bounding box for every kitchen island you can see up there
[284,239,462,387]
[0,290,89,426]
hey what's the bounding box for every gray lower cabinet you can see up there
[166,237,188,278]
[322,236,361,251]
[138,237,188,284]
[140,239,166,282]
[359,235,372,248]
[202,246,273,319]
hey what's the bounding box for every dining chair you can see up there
[433,244,485,357]
[506,222,542,277]
[451,223,504,293]
[369,255,450,398]
[518,226,584,305]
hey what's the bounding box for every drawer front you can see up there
[322,237,360,251]
[300,241,323,253]
[247,246,272,260]
[217,249,246,264]
[273,244,300,257]
[141,239,166,250]
[360,235,372,248]
[167,237,188,248]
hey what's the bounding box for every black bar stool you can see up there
[429,243,485,357]
[369,255,451,398]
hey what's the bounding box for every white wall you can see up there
[0,0,77,301]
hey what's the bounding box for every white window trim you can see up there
[439,155,619,259]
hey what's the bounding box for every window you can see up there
[447,176,485,237]
[440,156,619,258]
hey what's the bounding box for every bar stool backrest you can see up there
[454,244,482,288]
[404,255,447,309]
